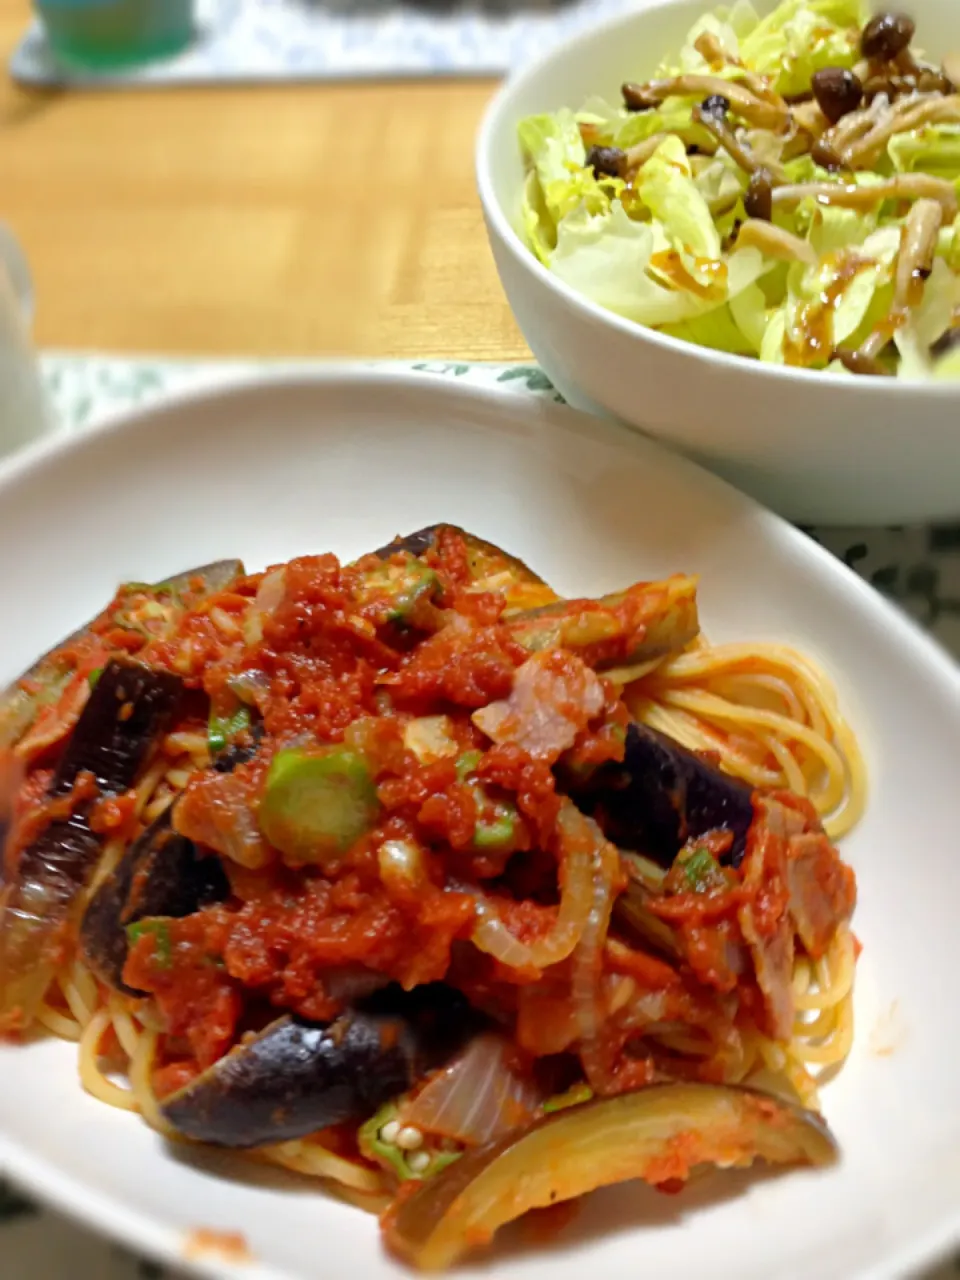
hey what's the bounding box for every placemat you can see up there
[12,0,629,86]
[2,351,959,1280]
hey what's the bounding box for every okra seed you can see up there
[380,1120,401,1144]
[407,1150,431,1173]
[396,1125,424,1151]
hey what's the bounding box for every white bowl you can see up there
[476,0,960,525]
[1,370,960,1280]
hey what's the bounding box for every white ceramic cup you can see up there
[0,224,54,458]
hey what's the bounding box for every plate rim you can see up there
[0,366,958,1280]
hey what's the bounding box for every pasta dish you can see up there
[0,525,863,1269]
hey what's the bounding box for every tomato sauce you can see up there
[7,529,857,1116]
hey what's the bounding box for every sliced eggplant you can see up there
[385,1082,838,1271]
[505,575,699,671]
[0,749,21,872]
[155,559,244,598]
[161,987,476,1147]
[52,660,184,795]
[80,809,229,994]
[374,527,445,560]
[212,737,261,774]
[81,722,261,993]
[372,526,556,613]
[574,722,755,869]
[0,560,243,753]
[0,659,183,1025]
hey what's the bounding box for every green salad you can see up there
[518,0,960,377]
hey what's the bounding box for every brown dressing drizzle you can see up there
[649,250,728,300]
[783,253,876,366]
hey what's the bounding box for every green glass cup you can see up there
[36,0,195,69]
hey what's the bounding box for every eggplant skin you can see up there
[577,722,755,868]
[211,717,264,774]
[374,527,444,561]
[156,560,244,597]
[54,659,183,795]
[161,985,478,1148]
[373,526,547,586]
[80,723,257,994]
[15,659,183,909]
[0,660,185,1025]
[80,809,229,994]
[162,1013,421,1147]
[0,561,242,753]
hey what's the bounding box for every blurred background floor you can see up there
[0,0,528,358]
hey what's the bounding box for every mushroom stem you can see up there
[843,93,960,168]
[893,197,943,313]
[636,75,789,129]
[833,348,893,376]
[623,133,671,171]
[852,199,943,366]
[772,174,958,218]
[736,219,818,265]
[820,100,884,155]
[692,31,783,105]
[693,104,765,175]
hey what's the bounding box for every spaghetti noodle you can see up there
[0,525,864,1264]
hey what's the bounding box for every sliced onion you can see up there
[402,1033,542,1147]
[243,568,287,647]
[343,716,407,775]
[468,800,607,972]
[378,837,429,901]
[174,770,270,870]
[402,716,458,764]
[472,652,605,764]
[570,814,621,1093]
[14,674,90,764]
[738,796,802,1042]
[616,860,686,962]
[228,668,270,708]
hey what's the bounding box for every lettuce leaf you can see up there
[521,172,556,267]
[729,282,769,352]
[551,202,765,328]
[635,136,722,261]
[895,258,960,377]
[939,214,960,271]
[888,125,960,182]
[577,95,712,153]
[516,0,960,380]
[661,304,757,354]
[805,203,878,260]
[655,10,756,79]
[518,109,616,227]
[759,308,788,363]
[932,341,960,379]
[663,278,771,354]
[550,204,662,321]
[737,0,868,96]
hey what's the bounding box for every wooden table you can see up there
[0,1,529,360]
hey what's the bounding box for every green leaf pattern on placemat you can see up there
[1,354,955,1280]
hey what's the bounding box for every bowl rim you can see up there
[474,0,960,399]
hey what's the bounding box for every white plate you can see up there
[0,370,958,1280]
